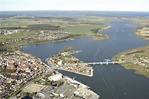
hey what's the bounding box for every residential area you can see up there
[0,29,24,35]
[0,29,75,45]
[0,51,47,97]
[47,51,93,77]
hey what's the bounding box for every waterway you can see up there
[21,19,149,99]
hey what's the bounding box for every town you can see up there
[0,29,78,45]
[0,50,99,98]
[47,50,93,77]
[0,51,46,97]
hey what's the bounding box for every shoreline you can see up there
[112,18,149,78]
[112,45,149,78]
[58,67,93,77]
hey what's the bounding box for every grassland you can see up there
[62,24,109,40]
[131,17,149,40]
[62,24,104,34]
[0,31,35,42]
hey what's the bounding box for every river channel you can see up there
[21,19,149,99]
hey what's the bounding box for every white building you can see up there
[57,60,62,65]
[48,74,62,82]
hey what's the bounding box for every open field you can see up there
[0,31,35,42]
[23,83,46,93]
[0,15,109,28]
[0,15,110,40]
[132,17,149,26]
[62,24,106,34]
[131,18,149,40]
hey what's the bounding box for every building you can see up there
[48,74,62,82]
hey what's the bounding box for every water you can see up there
[21,19,149,99]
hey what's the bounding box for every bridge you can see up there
[87,61,125,65]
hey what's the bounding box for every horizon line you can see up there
[0,10,149,12]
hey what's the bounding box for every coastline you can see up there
[86,25,111,40]
[112,45,149,78]
[112,18,149,78]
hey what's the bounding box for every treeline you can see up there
[56,34,81,40]
[91,28,101,33]
[126,50,145,55]
[1,24,61,30]
[0,15,16,18]
[27,24,60,30]
[0,26,25,30]
[60,46,74,53]
[15,16,75,21]
[137,25,149,29]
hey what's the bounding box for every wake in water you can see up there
[94,27,118,62]
[96,66,119,99]
[94,26,120,99]
[96,66,108,86]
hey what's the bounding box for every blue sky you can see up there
[0,0,149,11]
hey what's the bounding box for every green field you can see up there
[0,15,110,45]
[0,31,35,42]
[62,24,105,34]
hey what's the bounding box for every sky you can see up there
[0,0,149,11]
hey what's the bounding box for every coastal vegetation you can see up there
[59,46,74,53]
[132,17,149,40]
